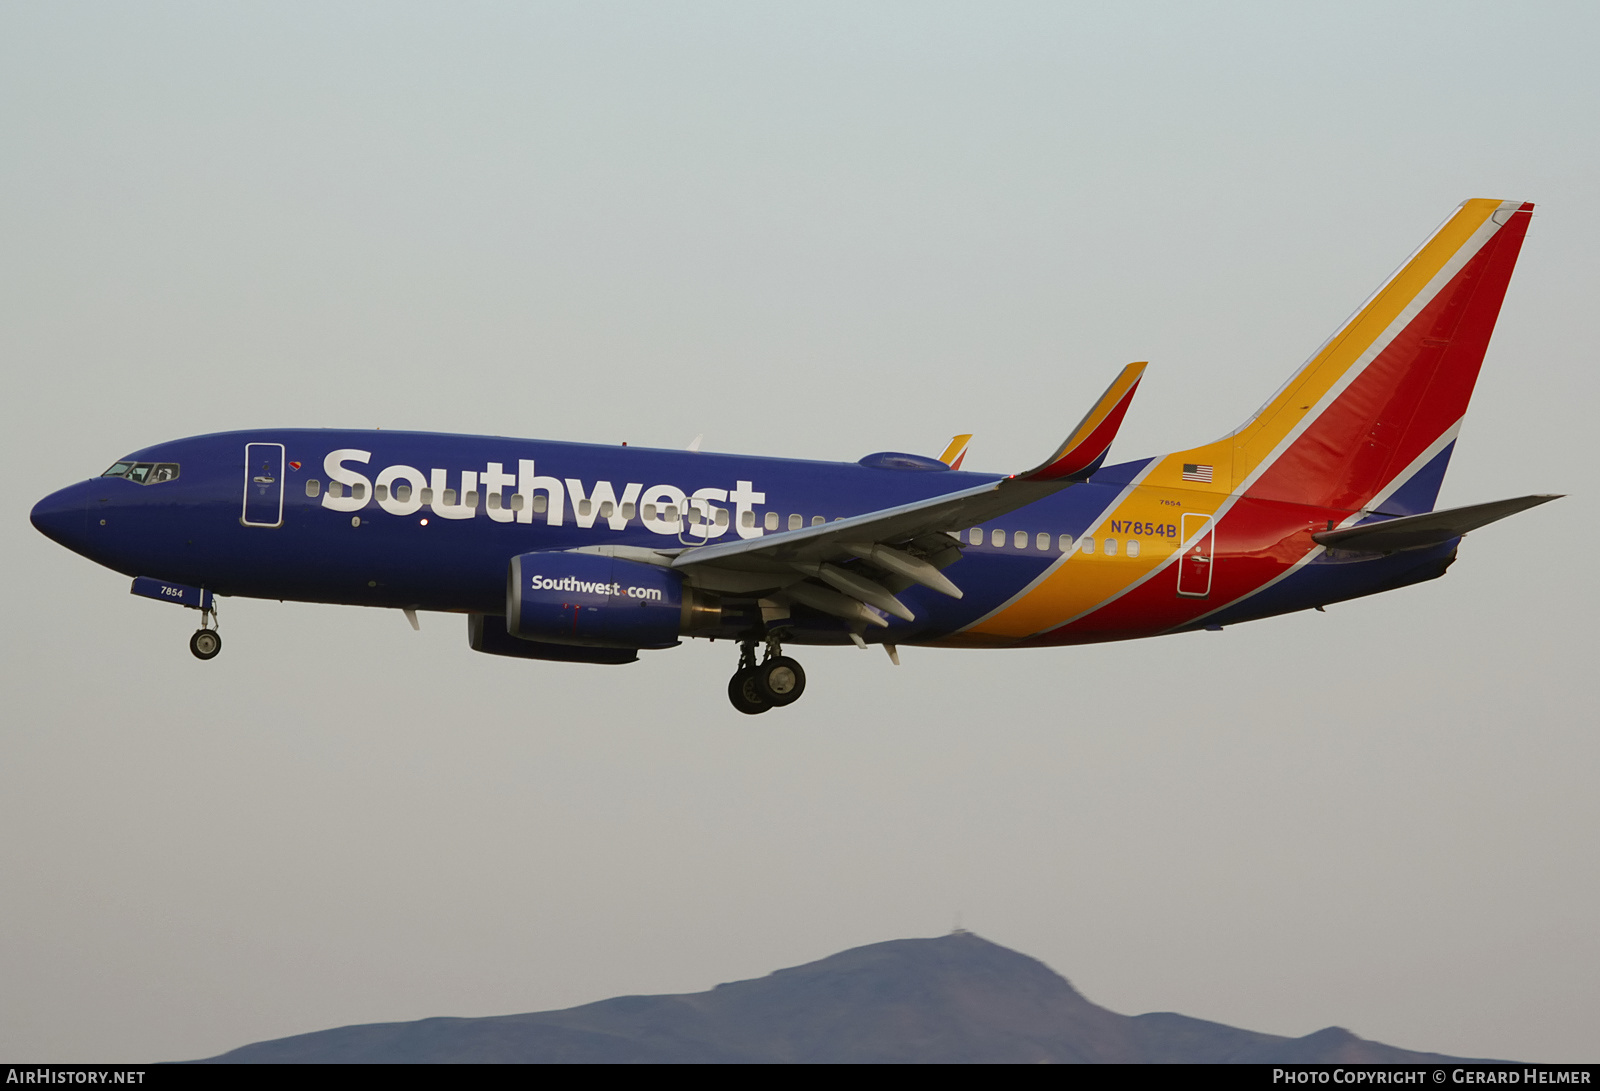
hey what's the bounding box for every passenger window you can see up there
[621,502,635,520]
[305,480,321,498]
[969,528,982,546]
[374,484,389,502]
[421,488,435,505]
[328,481,345,499]
[441,488,455,506]
[577,499,592,516]
[741,510,754,528]
[1127,539,1140,558]
[352,483,367,501]
[1059,534,1073,552]
[395,484,411,502]
[1010,530,1024,549]
[599,501,614,518]
[716,509,729,527]
[512,494,525,511]
[991,529,1005,547]
[1105,538,1118,557]
[487,492,501,510]
[1036,532,1050,551]
[788,514,802,530]
[149,463,179,484]
[1082,536,1096,554]
[532,494,547,513]
[811,516,825,526]
[665,505,679,521]
[765,511,779,531]
[643,503,656,519]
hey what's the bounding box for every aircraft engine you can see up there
[468,613,640,664]
[505,550,720,649]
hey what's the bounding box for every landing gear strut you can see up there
[727,633,807,715]
[189,606,221,661]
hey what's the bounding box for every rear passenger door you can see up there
[1176,512,1214,598]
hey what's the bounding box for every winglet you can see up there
[937,434,973,470]
[1017,362,1147,482]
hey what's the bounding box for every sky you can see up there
[2,1,1596,1063]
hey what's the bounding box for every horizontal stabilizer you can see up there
[1313,495,1561,553]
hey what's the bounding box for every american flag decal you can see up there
[1181,463,1214,483]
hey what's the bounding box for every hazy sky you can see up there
[3,1,1596,1062]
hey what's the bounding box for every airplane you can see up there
[30,198,1560,714]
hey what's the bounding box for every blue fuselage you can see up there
[30,428,1457,649]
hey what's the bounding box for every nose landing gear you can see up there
[189,606,221,661]
[727,634,807,715]
[189,629,221,660]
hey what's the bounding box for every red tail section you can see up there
[1235,200,1533,514]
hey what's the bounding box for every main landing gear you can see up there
[727,634,807,715]
[189,607,221,661]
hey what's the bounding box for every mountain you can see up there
[194,931,1503,1063]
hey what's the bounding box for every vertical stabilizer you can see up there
[1163,200,1533,514]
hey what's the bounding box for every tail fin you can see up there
[1164,200,1533,514]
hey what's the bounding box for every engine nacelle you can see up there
[506,551,719,649]
[468,613,639,664]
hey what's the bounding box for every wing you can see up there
[669,362,1147,629]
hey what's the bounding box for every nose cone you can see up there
[30,482,91,554]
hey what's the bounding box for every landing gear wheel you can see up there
[755,656,805,707]
[728,667,771,715]
[189,629,222,661]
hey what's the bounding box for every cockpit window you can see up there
[100,461,179,484]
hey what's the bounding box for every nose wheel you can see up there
[727,635,806,714]
[189,607,221,661]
